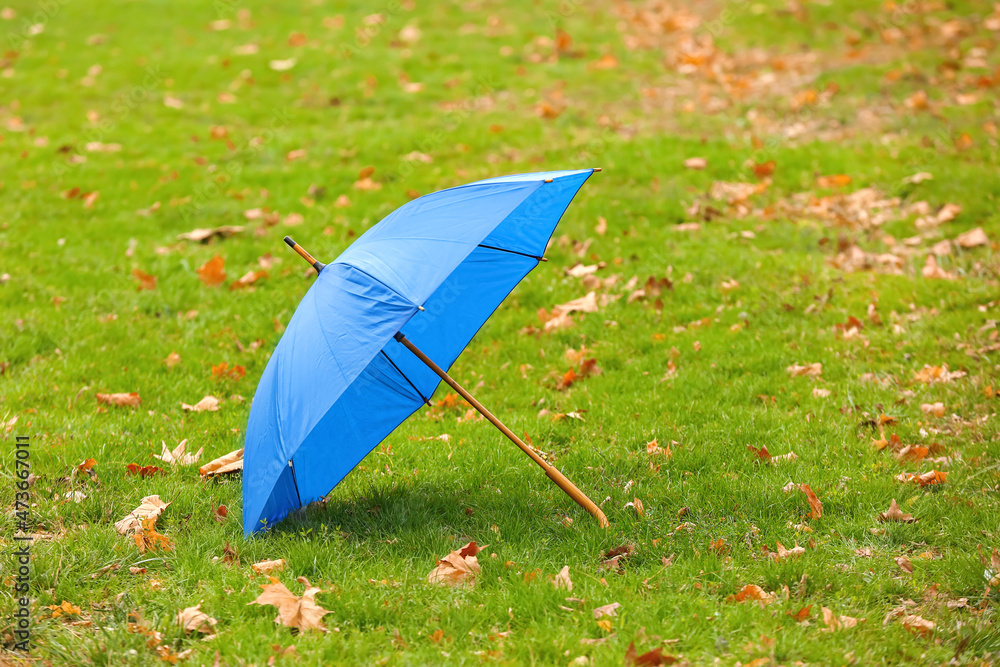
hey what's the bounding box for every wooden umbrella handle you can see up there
[394,333,609,528]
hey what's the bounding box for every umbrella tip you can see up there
[283,236,296,248]
[544,178,553,183]
[593,167,602,172]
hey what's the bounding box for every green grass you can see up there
[2,0,999,664]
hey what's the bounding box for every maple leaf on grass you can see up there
[727,584,774,605]
[552,566,573,592]
[154,439,203,466]
[181,395,220,412]
[769,541,805,562]
[96,392,141,407]
[646,438,671,458]
[428,542,483,587]
[252,558,286,575]
[877,499,917,523]
[900,614,935,638]
[177,603,217,635]
[47,601,82,619]
[134,517,172,553]
[125,463,162,478]
[197,255,226,286]
[799,484,823,519]
[625,641,679,666]
[249,576,331,632]
[199,448,244,478]
[115,495,170,535]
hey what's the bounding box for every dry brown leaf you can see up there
[816,174,852,188]
[250,576,330,632]
[164,351,181,368]
[177,226,244,243]
[592,602,621,619]
[896,556,914,573]
[182,395,220,412]
[252,558,286,575]
[920,402,945,417]
[914,364,965,383]
[900,614,934,637]
[624,641,679,666]
[552,566,573,592]
[786,363,822,378]
[177,603,217,634]
[955,227,988,248]
[428,542,483,587]
[154,439,203,466]
[115,495,170,535]
[921,255,955,280]
[683,157,707,170]
[553,292,599,315]
[197,255,226,286]
[727,584,774,605]
[97,392,141,407]
[877,499,917,523]
[134,517,172,553]
[230,270,268,290]
[646,439,672,458]
[771,541,805,561]
[799,484,823,520]
[132,269,157,291]
[199,448,244,478]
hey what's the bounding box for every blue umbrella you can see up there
[242,169,608,536]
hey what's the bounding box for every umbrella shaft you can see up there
[394,333,609,528]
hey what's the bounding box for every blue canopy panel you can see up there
[243,169,594,536]
[243,263,418,535]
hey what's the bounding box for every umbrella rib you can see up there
[288,459,304,509]
[379,350,432,406]
[477,244,545,262]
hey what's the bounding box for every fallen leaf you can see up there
[199,448,244,477]
[786,363,822,378]
[592,602,620,619]
[182,395,220,412]
[177,226,244,243]
[683,157,707,170]
[132,269,157,291]
[428,542,483,587]
[646,439,672,458]
[955,227,988,248]
[125,463,162,478]
[250,576,330,632]
[154,439,203,466]
[896,556,914,573]
[114,496,170,535]
[134,517,173,553]
[552,566,573,592]
[727,584,774,605]
[877,499,917,523]
[47,601,82,619]
[177,603,217,635]
[230,270,268,290]
[900,614,934,637]
[799,484,823,519]
[252,558,286,575]
[97,392,141,407]
[771,541,805,561]
[197,255,226,286]
[920,402,945,417]
[816,174,852,188]
[624,641,679,666]
[164,351,181,368]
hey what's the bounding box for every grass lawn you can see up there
[2,0,999,664]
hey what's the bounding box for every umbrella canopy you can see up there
[243,169,596,536]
